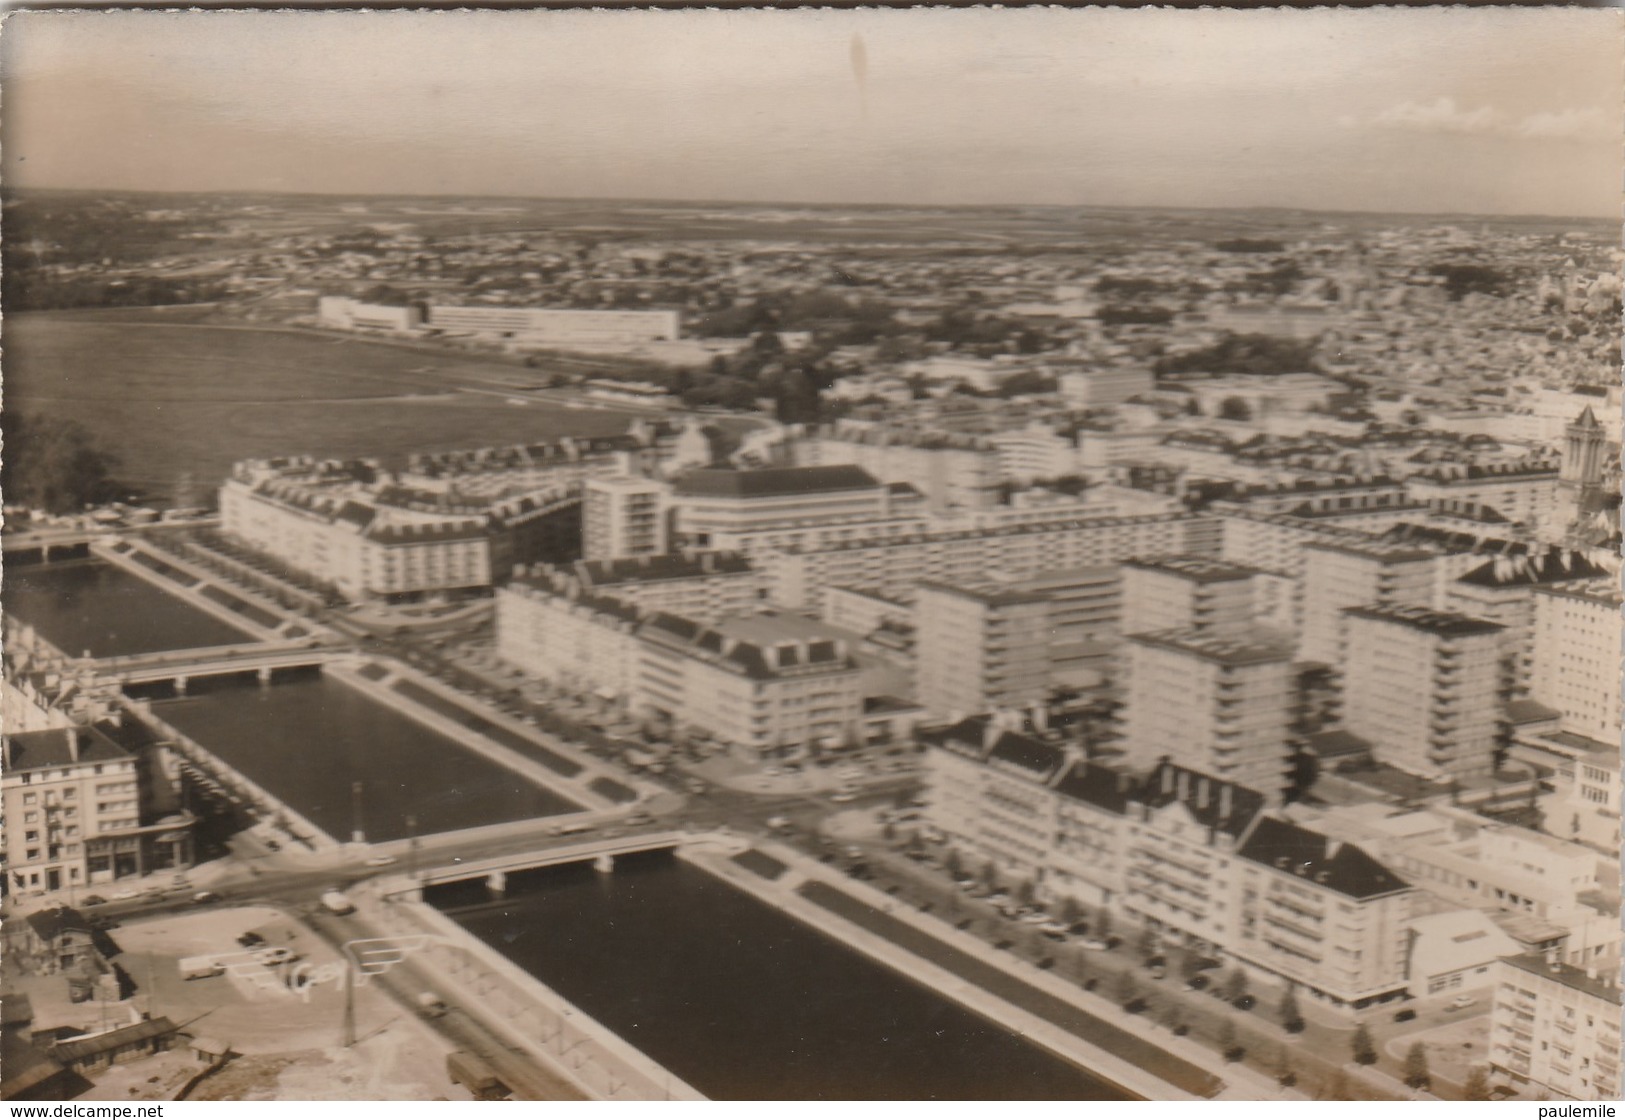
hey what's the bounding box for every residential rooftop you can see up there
[672,464,880,500]
[1341,603,1505,638]
[1131,628,1295,667]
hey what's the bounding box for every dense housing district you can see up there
[3,196,1620,1103]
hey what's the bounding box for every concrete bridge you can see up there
[98,644,345,689]
[395,830,689,894]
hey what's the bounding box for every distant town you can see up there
[2,190,1619,1104]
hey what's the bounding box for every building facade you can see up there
[1490,955,1621,1101]
[583,476,668,560]
[914,582,1053,720]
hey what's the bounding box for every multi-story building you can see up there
[1530,579,1621,747]
[1490,954,1621,1101]
[634,614,862,761]
[1339,605,1504,782]
[760,512,1196,611]
[558,552,761,625]
[1120,556,1267,639]
[1231,816,1414,1010]
[1018,565,1122,681]
[583,475,668,560]
[425,304,680,344]
[3,724,194,895]
[1118,629,1297,802]
[914,582,1053,720]
[1057,367,1154,410]
[797,423,1002,512]
[1120,762,1266,955]
[1402,460,1560,531]
[494,571,644,701]
[668,465,929,556]
[1297,541,1437,667]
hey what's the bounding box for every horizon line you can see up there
[5,183,1617,227]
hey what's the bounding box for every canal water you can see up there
[431,851,1127,1100]
[5,558,257,658]
[152,673,579,842]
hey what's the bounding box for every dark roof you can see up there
[672,464,879,499]
[1053,761,1135,815]
[1341,603,1503,638]
[987,732,1068,778]
[1500,953,1623,1005]
[51,1018,180,1064]
[2,727,128,774]
[24,908,93,942]
[2,993,34,1028]
[1137,761,1264,838]
[578,552,753,587]
[1304,729,1371,760]
[1504,698,1562,726]
[1236,817,1409,900]
[1124,555,1258,583]
[1455,550,1611,589]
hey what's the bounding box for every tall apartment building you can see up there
[1340,605,1504,782]
[761,512,1196,611]
[583,475,668,560]
[3,724,194,895]
[1018,565,1122,681]
[1230,816,1414,1010]
[914,582,1053,720]
[1297,541,1437,667]
[1120,556,1266,638]
[1490,955,1621,1101]
[1402,460,1560,530]
[1118,629,1297,802]
[1057,367,1154,410]
[1529,580,1621,746]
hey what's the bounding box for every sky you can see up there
[3,7,1620,218]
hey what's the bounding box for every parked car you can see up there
[81,894,108,907]
[1184,975,1210,992]
[1232,994,1256,1011]
[830,791,856,804]
[237,932,267,948]
[1393,1008,1418,1023]
[192,891,220,905]
[1080,939,1111,951]
[1449,995,1477,1010]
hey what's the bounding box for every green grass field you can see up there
[7,311,644,503]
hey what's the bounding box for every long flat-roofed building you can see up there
[668,465,929,557]
[1339,604,1504,782]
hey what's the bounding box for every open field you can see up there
[7,311,641,503]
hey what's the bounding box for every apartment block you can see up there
[1231,817,1414,1009]
[583,475,668,560]
[1118,629,1297,802]
[798,423,1003,512]
[1340,605,1504,782]
[1120,555,1265,639]
[494,572,644,700]
[1491,955,1621,1101]
[1530,580,1622,747]
[1298,541,1437,668]
[560,552,761,624]
[668,465,929,556]
[3,724,194,895]
[914,581,1053,720]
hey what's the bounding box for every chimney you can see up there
[982,720,1000,752]
[1197,778,1211,811]
[67,727,81,763]
[1220,784,1233,820]
[1161,765,1174,794]
[1177,770,1190,802]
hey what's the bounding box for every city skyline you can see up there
[3,7,1620,219]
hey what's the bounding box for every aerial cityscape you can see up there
[1,6,1620,1106]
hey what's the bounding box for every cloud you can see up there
[1349,96,1614,142]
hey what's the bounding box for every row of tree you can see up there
[0,413,128,514]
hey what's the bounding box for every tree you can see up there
[1279,985,1305,1033]
[1403,1042,1430,1091]
[881,820,897,843]
[1,413,125,514]
[1351,1023,1378,1066]
[1015,878,1037,908]
[1095,908,1113,940]
[1180,948,1205,982]
[1218,396,1253,422]
[1115,971,1140,1009]
[1274,1044,1298,1088]
[1137,926,1159,961]
[1224,965,1250,1002]
[1057,896,1082,926]
[1462,1067,1491,1102]
[1317,1070,1350,1102]
[979,860,1000,889]
[944,848,964,879]
[1218,1018,1244,1063]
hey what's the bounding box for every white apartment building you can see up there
[3,724,193,894]
[990,423,1088,484]
[1446,552,1612,698]
[1120,556,1266,639]
[1297,541,1436,667]
[561,552,761,625]
[914,582,1053,720]
[668,465,929,556]
[822,586,914,638]
[798,424,1003,511]
[1530,580,1621,747]
[1057,367,1154,410]
[583,475,668,560]
[634,614,862,762]
[1118,629,1297,803]
[1491,954,1622,1101]
[1339,605,1504,782]
[494,574,644,701]
[1402,461,1560,530]
[316,296,423,332]
[1231,816,1414,1010]
[760,512,1196,611]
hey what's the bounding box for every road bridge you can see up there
[102,644,345,689]
[390,830,692,894]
